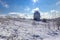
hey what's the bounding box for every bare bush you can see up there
[42,19,47,22]
[56,20,60,30]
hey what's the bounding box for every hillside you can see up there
[0,15,60,40]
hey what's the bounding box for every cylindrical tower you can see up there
[34,11,40,21]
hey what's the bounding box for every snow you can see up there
[0,16,60,40]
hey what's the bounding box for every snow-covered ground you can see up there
[0,17,60,40]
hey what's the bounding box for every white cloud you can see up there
[31,7,40,13]
[8,12,33,19]
[9,12,25,17]
[31,8,60,19]
[9,12,18,14]
[32,0,39,3]
[50,10,59,13]
[4,4,9,8]
[50,10,60,18]
[8,10,60,19]
[26,14,33,19]
[0,0,9,8]
[56,1,60,5]
[41,10,60,19]
[24,7,30,11]
[40,12,51,19]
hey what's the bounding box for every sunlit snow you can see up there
[0,15,60,40]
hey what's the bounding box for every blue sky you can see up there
[0,0,60,18]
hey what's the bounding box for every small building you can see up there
[34,11,40,21]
